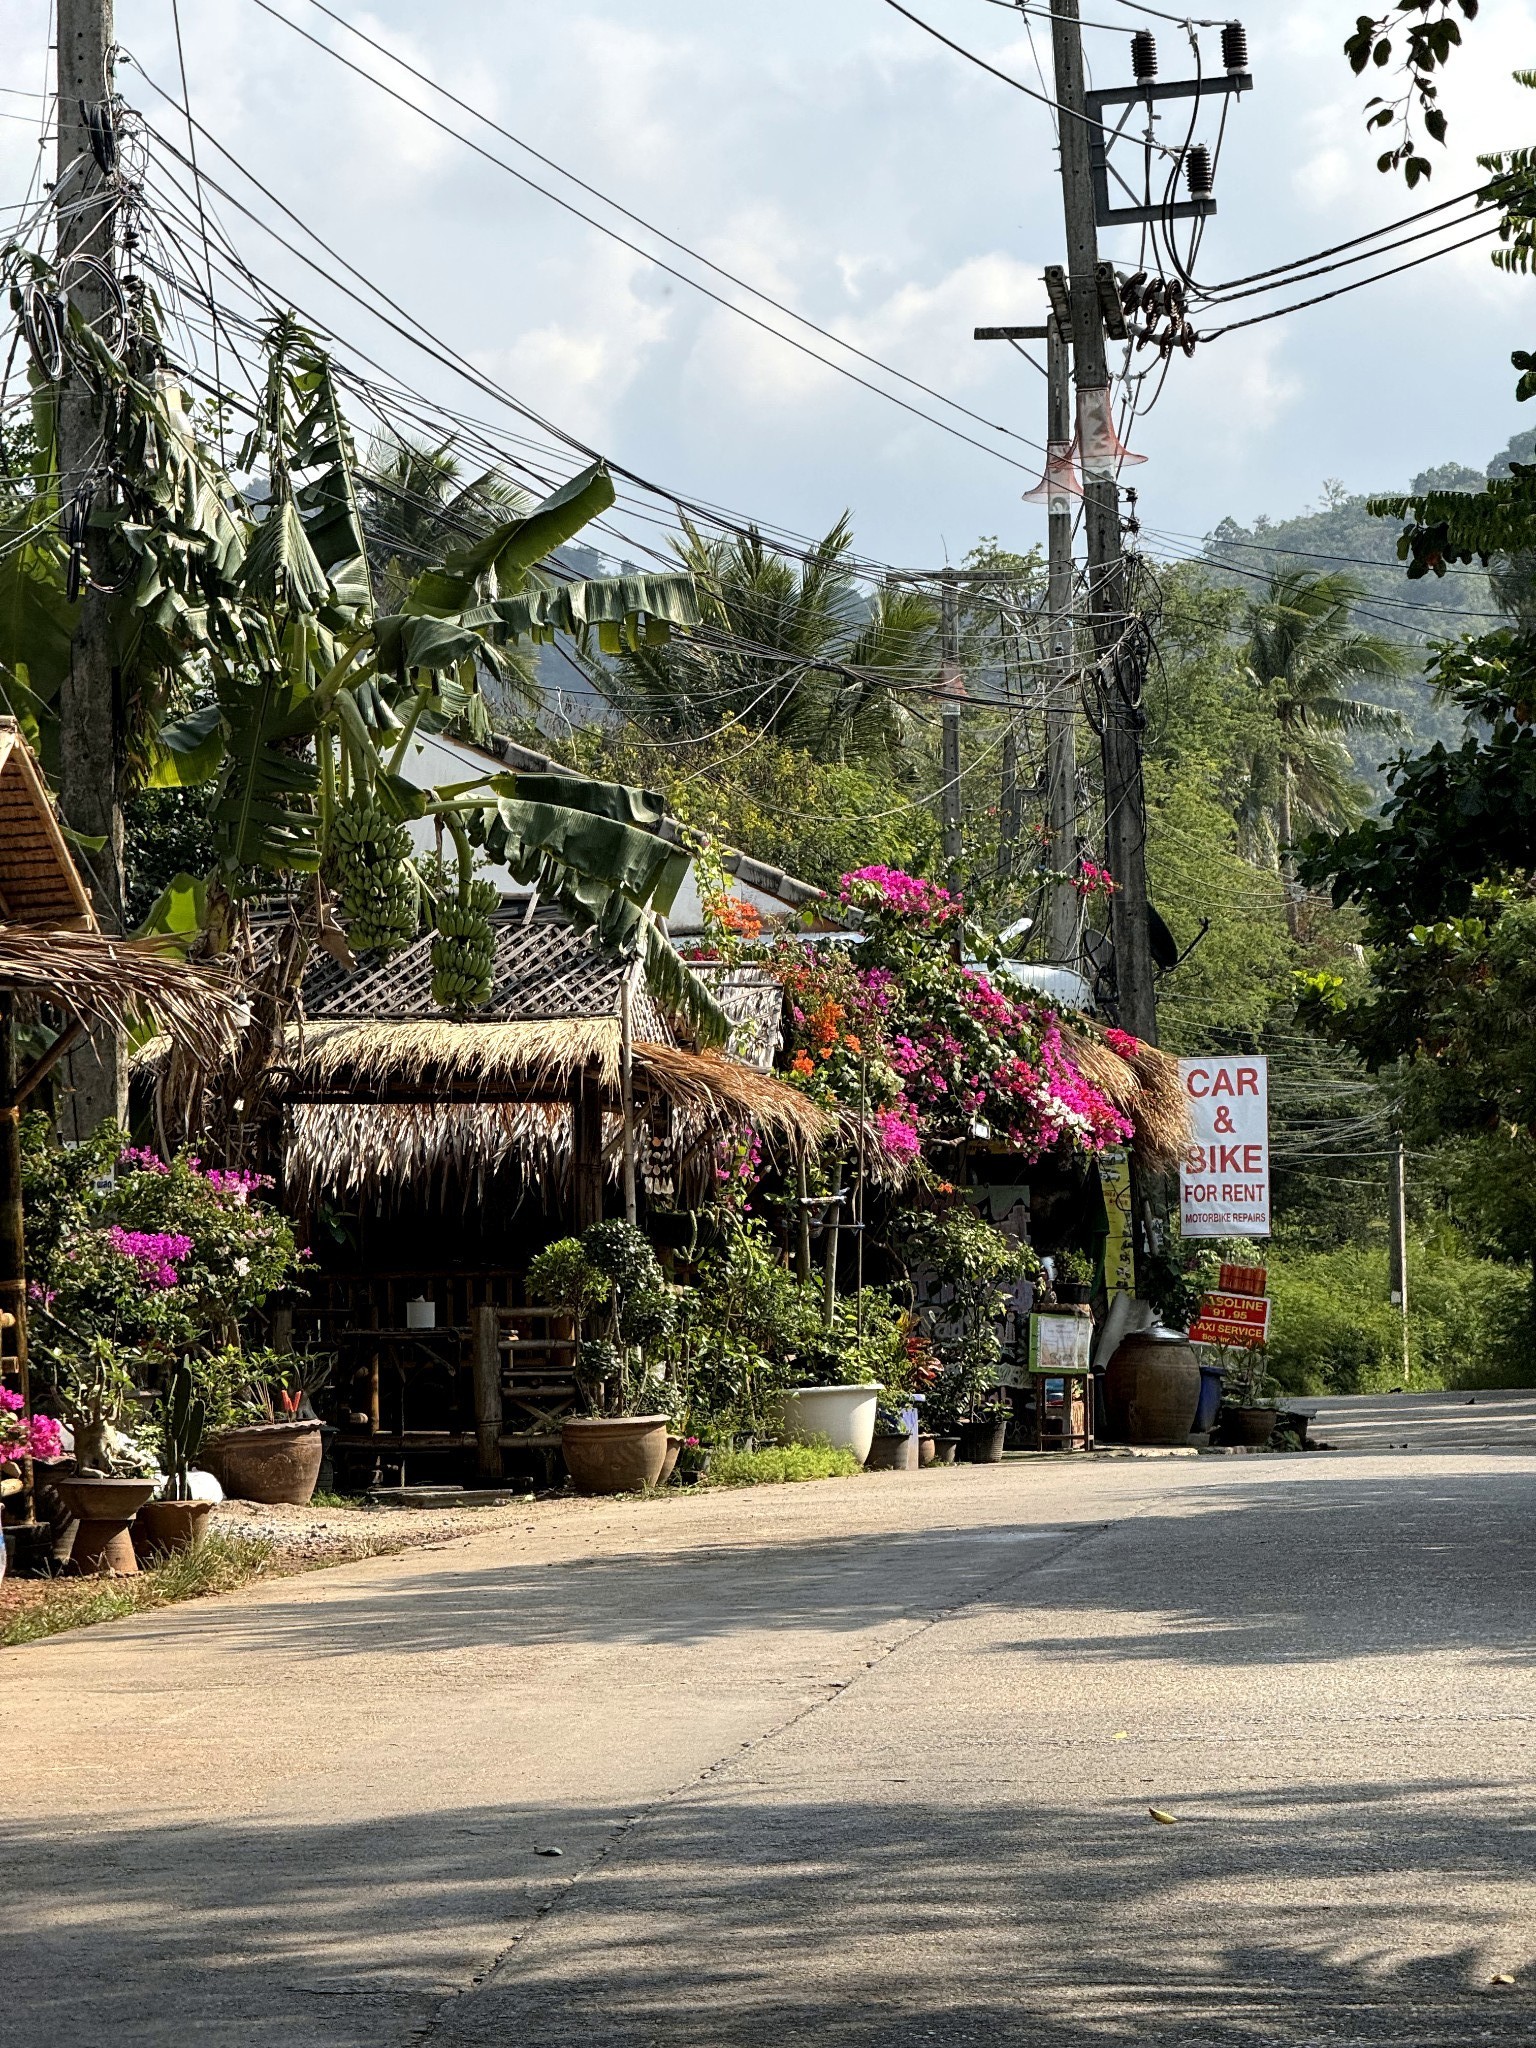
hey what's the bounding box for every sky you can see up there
[1,0,1533,571]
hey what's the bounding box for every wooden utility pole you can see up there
[1048,1,1158,1044]
[939,569,963,897]
[1389,1138,1411,1387]
[1043,314,1080,966]
[56,0,127,1129]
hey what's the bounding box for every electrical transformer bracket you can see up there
[1084,72,1253,228]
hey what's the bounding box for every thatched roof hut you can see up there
[274,913,829,1215]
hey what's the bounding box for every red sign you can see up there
[1188,1291,1271,1348]
[1219,1263,1267,1297]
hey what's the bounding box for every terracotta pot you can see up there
[1223,1405,1279,1448]
[206,1421,323,1505]
[660,1435,684,1484]
[917,1433,937,1467]
[931,1435,961,1466]
[866,1431,917,1472]
[53,1476,156,1575]
[958,1416,1008,1464]
[1103,1330,1201,1446]
[561,1416,669,1495]
[134,1497,214,1561]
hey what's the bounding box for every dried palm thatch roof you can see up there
[280,1034,830,1211]
[0,924,238,1069]
[277,1016,830,1148]
[1061,1026,1189,1172]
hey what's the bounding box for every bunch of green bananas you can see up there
[431,878,500,1014]
[327,803,419,956]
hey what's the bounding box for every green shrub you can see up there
[1266,1238,1530,1395]
[704,1443,865,1487]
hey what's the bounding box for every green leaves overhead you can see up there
[405,461,618,615]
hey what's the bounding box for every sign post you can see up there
[1178,1055,1270,1238]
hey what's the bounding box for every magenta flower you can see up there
[105,1226,193,1291]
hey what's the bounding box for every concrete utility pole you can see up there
[56,0,126,1130]
[974,319,1079,963]
[1042,313,1080,967]
[939,568,963,897]
[1048,0,1158,1044]
[1389,1137,1411,1387]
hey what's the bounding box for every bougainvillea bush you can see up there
[18,1118,307,1449]
[776,867,1132,1171]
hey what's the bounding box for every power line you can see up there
[226,5,1047,465]
[271,0,1049,460]
[1199,221,1502,339]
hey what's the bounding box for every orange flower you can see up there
[844,1033,863,1055]
[791,1052,814,1078]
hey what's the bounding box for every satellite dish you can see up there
[1148,903,1180,971]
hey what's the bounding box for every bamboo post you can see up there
[0,996,32,1528]
[823,1168,843,1332]
[796,1153,812,1283]
[572,1064,606,1230]
[620,971,638,1228]
[856,1062,867,1339]
[471,1303,503,1484]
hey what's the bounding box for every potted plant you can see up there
[866,1398,918,1471]
[1051,1250,1095,1307]
[1217,1348,1281,1447]
[529,1222,678,1494]
[896,1207,1031,1465]
[203,1349,328,1505]
[29,1336,159,1573]
[135,1361,215,1558]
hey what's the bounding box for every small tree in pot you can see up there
[529,1222,680,1492]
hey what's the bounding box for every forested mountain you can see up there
[1198,433,1533,775]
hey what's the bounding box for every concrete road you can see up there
[4,1442,1534,2048]
[1310,1387,1536,1453]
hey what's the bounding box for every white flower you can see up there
[232,1256,251,1278]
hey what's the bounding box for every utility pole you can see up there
[939,568,963,898]
[56,0,127,1130]
[1043,314,1079,966]
[1048,0,1159,1044]
[1389,1138,1411,1387]
[974,318,1079,964]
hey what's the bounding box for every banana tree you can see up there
[0,292,718,1038]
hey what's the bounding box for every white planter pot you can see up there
[780,1384,883,1465]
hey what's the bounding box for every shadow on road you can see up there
[7,1779,1534,2046]
[109,1464,1536,1675]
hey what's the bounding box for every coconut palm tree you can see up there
[1236,569,1406,932]
[601,516,939,769]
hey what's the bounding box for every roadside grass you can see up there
[0,1527,422,1649]
[705,1443,865,1487]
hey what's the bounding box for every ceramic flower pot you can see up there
[930,1435,961,1465]
[133,1497,214,1561]
[561,1416,669,1495]
[865,1431,917,1472]
[53,1475,156,1575]
[205,1421,323,1506]
[660,1435,684,1484]
[1222,1405,1279,1448]
[779,1385,882,1464]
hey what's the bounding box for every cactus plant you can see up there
[160,1360,208,1502]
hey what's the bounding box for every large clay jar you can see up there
[1102,1328,1202,1446]
[206,1421,324,1505]
[561,1416,669,1495]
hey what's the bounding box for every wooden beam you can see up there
[571,1062,605,1230]
[471,1303,503,1484]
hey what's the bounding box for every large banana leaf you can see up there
[289,349,373,623]
[462,784,689,916]
[403,462,617,614]
[484,571,700,651]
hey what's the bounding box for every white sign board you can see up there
[1178,1055,1270,1238]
